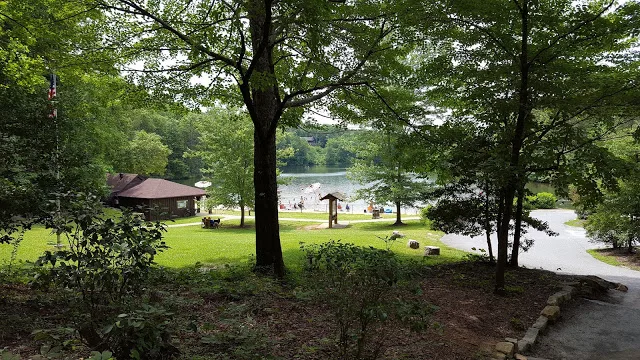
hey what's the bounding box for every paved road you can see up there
[441,209,640,360]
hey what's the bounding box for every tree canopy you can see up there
[414,0,640,292]
[99,0,411,275]
[190,110,255,227]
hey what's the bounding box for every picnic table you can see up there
[202,217,221,229]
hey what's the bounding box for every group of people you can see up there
[278,196,351,212]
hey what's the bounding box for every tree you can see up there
[190,110,254,227]
[125,109,202,179]
[0,0,120,242]
[415,0,640,292]
[101,0,408,275]
[348,129,430,225]
[325,134,357,166]
[276,131,323,167]
[119,130,172,176]
[584,136,640,252]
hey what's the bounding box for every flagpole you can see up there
[49,72,62,248]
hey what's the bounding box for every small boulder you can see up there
[495,342,515,356]
[505,337,518,344]
[522,327,540,345]
[532,315,548,332]
[547,290,571,306]
[493,353,507,360]
[407,239,420,249]
[518,340,531,353]
[616,283,629,292]
[547,294,560,306]
[541,305,560,322]
[424,246,440,256]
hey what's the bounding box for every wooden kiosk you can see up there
[320,192,346,229]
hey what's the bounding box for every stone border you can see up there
[492,276,628,360]
[491,283,576,360]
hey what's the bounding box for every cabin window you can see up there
[177,200,187,209]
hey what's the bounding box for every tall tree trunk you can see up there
[253,127,284,275]
[394,201,403,225]
[510,184,525,267]
[496,191,513,294]
[484,185,495,263]
[240,199,245,228]
[247,0,285,276]
[496,0,530,294]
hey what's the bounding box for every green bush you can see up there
[33,193,174,359]
[301,240,400,360]
[419,206,433,227]
[529,192,557,209]
[105,305,178,360]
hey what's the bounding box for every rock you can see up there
[541,305,560,322]
[578,275,617,293]
[548,290,571,306]
[424,246,440,256]
[558,290,572,302]
[390,230,406,240]
[562,285,577,296]
[407,239,420,249]
[518,339,531,353]
[493,352,507,360]
[495,342,515,356]
[515,354,528,360]
[547,293,560,306]
[616,283,629,292]
[522,327,540,346]
[532,315,548,332]
[505,337,518,344]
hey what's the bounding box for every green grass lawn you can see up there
[587,249,623,267]
[0,218,464,270]
[564,218,586,228]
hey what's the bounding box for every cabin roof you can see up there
[114,177,206,199]
[106,173,147,193]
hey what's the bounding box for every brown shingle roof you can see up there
[107,173,147,194]
[117,178,206,199]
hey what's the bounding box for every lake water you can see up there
[175,165,560,214]
[278,165,386,214]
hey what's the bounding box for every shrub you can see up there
[301,240,400,360]
[528,192,557,209]
[33,193,174,359]
[419,206,430,222]
[104,305,178,360]
[201,316,277,360]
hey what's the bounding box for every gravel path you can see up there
[441,209,640,360]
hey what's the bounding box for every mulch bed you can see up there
[0,262,576,359]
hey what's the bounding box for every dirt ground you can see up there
[0,262,577,359]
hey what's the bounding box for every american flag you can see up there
[48,74,57,118]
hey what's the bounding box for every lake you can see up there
[278,165,384,214]
[175,165,560,214]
